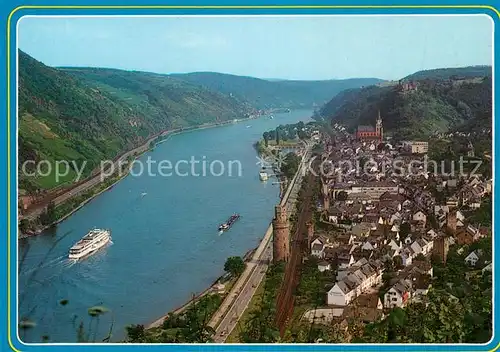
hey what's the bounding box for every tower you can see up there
[306,221,314,247]
[273,204,290,263]
[321,178,330,210]
[446,210,457,234]
[376,110,383,142]
[433,235,450,264]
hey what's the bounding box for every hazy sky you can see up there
[18,15,493,80]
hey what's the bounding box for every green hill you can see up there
[317,68,492,140]
[404,66,492,81]
[19,51,252,190]
[168,72,384,109]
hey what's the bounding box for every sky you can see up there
[18,15,493,81]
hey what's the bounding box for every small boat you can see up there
[141,192,147,197]
[259,171,269,181]
[269,115,274,119]
[218,214,240,232]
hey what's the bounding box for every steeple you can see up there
[376,110,383,141]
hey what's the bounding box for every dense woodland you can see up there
[169,72,383,110]
[18,50,255,190]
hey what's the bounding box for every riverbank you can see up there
[19,172,128,239]
[146,247,255,329]
[19,113,270,238]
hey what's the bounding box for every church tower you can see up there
[376,110,383,142]
[273,204,290,263]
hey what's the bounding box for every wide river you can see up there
[18,109,312,343]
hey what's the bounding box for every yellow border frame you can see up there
[6,4,500,352]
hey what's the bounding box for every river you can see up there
[18,109,313,343]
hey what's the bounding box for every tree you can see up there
[19,219,30,233]
[281,153,301,179]
[336,191,348,201]
[415,253,426,262]
[224,256,245,277]
[39,201,56,225]
[126,324,146,342]
[263,132,269,147]
[399,222,411,238]
[393,255,403,269]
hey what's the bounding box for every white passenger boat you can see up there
[69,229,111,260]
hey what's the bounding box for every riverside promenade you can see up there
[209,140,313,342]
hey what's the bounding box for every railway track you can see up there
[275,169,316,336]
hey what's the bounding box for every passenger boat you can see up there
[69,229,111,260]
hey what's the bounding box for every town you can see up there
[268,111,493,342]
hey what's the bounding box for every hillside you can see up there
[318,68,492,139]
[404,66,492,81]
[19,51,251,190]
[168,72,384,109]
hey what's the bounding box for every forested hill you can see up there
[317,66,492,139]
[404,66,492,81]
[19,50,252,190]
[168,72,384,109]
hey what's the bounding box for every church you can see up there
[356,111,383,142]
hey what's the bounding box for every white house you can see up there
[388,239,402,252]
[410,241,423,256]
[482,262,493,273]
[318,261,331,272]
[412,211,427,224]
[311,243,325,258]
[465,250,482,267]
[384,279,412,309]
[327,280,356,306]
[420,238,433,255]
[400,249,413,267]
[311,238,325,258]
[328,263,382,306]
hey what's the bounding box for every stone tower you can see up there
[446,210,457,234]
[321,178,330,210]
[433,235,450,264]
[306,221,314,247]
[273,204,290,263]
[376,110,383,142]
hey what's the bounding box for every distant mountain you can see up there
[404,66,492,81]
[318,67,492,139]
[168,72,384,109]
[19,51,251,190]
